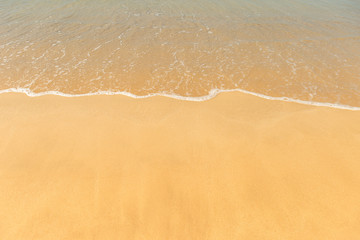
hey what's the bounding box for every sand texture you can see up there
[1,92,360,239]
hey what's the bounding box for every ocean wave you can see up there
[1,87,359,111]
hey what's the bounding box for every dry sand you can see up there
[0,92,360,239]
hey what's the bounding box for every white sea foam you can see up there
[1,87,359,111]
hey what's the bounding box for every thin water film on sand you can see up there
[1,0,360,106]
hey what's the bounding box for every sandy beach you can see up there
[1,92,360,239]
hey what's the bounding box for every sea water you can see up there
[1,0,360,108]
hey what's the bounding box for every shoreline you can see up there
[1,91,360,239]
[1,87,360,111]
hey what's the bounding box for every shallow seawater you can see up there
[1,0,360,107]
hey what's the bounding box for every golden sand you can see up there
[0,92,360,239]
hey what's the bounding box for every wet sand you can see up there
[1,92,360,239]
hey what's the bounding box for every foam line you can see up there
[1,87,359,111]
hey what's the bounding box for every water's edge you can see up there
[1,87,359,111]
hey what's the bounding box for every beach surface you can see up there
[1,92,360,239]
